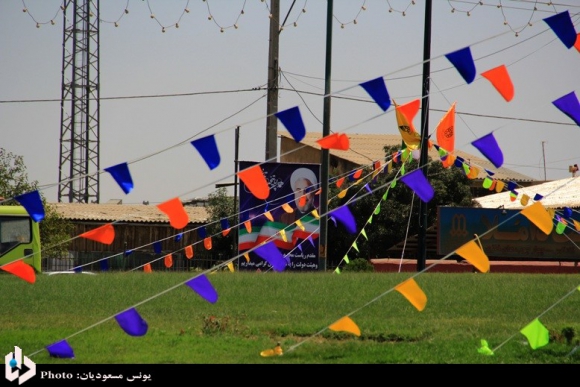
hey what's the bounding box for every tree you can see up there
[326,145,477,268]
[0,148,73,260]
[205,187,236,261]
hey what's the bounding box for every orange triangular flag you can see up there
[164,254,173,268]
[393,99,421,150]
[398,99,420,131]
[395,278,427,311]
[143,263,152,273]
[264,211,274,222]
[329,316,361,336]
[337,188,348,199]
[467,165,479,179]
[298,195,306,207]
[436,102,456,152]
[336,177,345,188]
[204,237,213,250]
[481,65,514,102]
[281,203,294,213]
[520,202,553,235]
[575,33,580,52]
[157,197,189,229]
[185,245,194,259]
[455,240,490,273]
[244,253,250,263]
[244,220,252,233]
[353,169,363,179]
[1,260,35,283]
[221,228,231,237]
[227,262,234,272]
[80,223,115,245]
[237,164,270,199]
[317,133,350,150]
[574,219,580,231]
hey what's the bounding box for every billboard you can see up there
[438,206,580,261]
[238,161,320,271]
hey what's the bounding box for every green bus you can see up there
[0,206,41,272]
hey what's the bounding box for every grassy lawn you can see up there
[2,271,579,364]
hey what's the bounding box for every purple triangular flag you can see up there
[46,339,75,358]
[359,77,391,111]
[191,135,221,170]
[308,235,315,247]
[104,162,134,194]
[254,241,287,272]
[329,205,357,234]
[445,46,476,84]
[185,274,218,303]
[297,243,303,253]
[14,190,45,222]
[400,169,435,203]
[329,216,337,227]
[275,106,306,142]
[471,132,504,168]
[153,241,162,254]
[115,308,148,336]
[543,11,577,49]
[552,92,580,126]
[364,183,372,194]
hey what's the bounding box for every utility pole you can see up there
[265,0,280,161]
[417,0,432,272]
[541,141,547,180]
[319,0,333,272]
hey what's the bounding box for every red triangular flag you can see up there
[80,224,115,245]
[185,245,194,259]
[143,263,152,273]
[1,260,36,283]
[317,133,350,150]
[164,254,173,268]
[157,197,189,229]
[204,237,212,250]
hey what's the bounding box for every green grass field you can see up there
[2,271,580,364]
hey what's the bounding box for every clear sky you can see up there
[1,0,579,205]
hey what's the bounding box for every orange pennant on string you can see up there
[204,237,213,250]
[244,220,252,233]
[399,99,420,130]
[436,102,456,152]
[395,278,427,311]
[185,245,194,259]
[1,260,35,284]
[353,169,363,179]
[157,197,189,230]
[281,203,294,213]
[221,228,231,237]
[336,177,345,188]
[317,133,350,150]
[143,263,152,273]
[456,240,490,273]
[329,316,361,336]
[264,211,274,222]
[80,224,115,245]
[164,254,173,268]
[520,202,553,235]
[298,195,306,207]
[244,253,250,263]
[575,33,580,52]
[574,220,580,231]
[237,164,270,199]
[481,65,514,102]
[467,165,479,179]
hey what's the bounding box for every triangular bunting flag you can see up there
[552,91,580,127]
[445,46,476,84]
[400,169,435,203]
[238,164,270,200]
[520,318,550,350]
[157,197,189,229]
[317,133,350,150]
[0,260,35,283]
[115,308,148,337]
[329,205,357,234]
[204,237,212,250]
[543,10,577,49]
[359,77,390,111]
[395,278,427,311]
[275,106,306,142]
[520,202,553,235]
[254,241,287,272]
[329,316,361,336]
[14,190,45,222]
[471,132,504,168]
[455,240,490,273]
[191,134,221,170]
[185,245,194,259]
[436,102,456,152]
[480,65,514,102]
[46,340,75,359]
[80,224,115,245]
[143,263,152,273]
[104,162,134,194]
[185,274,218,303]
[164,254,173,268]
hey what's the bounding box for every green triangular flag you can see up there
[361,228,368,240]
[343,254,350,264]
[382,191,388,201]
[520,318,550,350]
[390,179,397,188]
[334,267,341,274]
[482,177,493,189]
[400,164,406,175]
[352,241,359,252]
[477,339,494,356]
[368,214,373,224]
[556,221,566,235]
[374,203,381,215]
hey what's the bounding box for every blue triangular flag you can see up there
[14,190,45,222]
[100,259,109,272]
[400,169,435,203]
[445,46,476,84]
[359,77,391,111]
[275,106,306,142]
[115,308,148,337]
[104,162,134,194]
[552,92,580,127]
[46,340,75,358]
[534,193,544,201]
[254,241,287,272]
[329,205,357,234]
[124,249,133,257]
[198,226,207,239]
[543,11,577,49]
[471,132,504,168]
[191,135,221,170]
[563,207,573,219]
[175,233,183,242]
[153,241,162,254]
[220,218,229,231]
[185,274,218,303]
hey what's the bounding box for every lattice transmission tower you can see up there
[57,0,100,203]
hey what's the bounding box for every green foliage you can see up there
[342,258,374,272]
[0,148,73,259]
[327,145,476,268]
[205,187,236,258]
